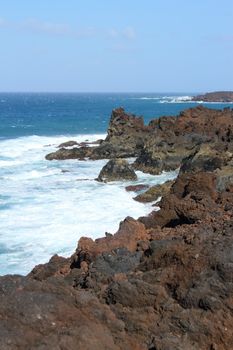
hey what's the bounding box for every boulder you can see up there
[125,184,149,192]
[96,159,137,182]
[134,180,174,202]
[58,140,79,148]
[45,146,92,160]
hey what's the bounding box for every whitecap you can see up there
[0,133,177,275]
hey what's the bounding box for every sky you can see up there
[0,0,232,92]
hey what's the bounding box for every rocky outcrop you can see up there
[133,180,174,203]
[58,140,79,148]
[134,106,233,174]
[46,106,233,177]
[46,108,148,161]
[192,91,233,102]
[97,159,137,182]
[45,146,92,160]
[1,166,233,349]
[2,106,233,349]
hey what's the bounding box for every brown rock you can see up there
[125,184,150,192]
[192,91,233,102]
[134,180,174,202]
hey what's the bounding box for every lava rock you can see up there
[96,159,137,182]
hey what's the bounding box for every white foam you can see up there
[0,134,177,275]
[132,97,161,100]
[159,96,194,103]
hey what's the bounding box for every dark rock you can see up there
[97,159,137,182]
[125,184,150,192]
[180,144,232,174]
[45,146,92,160]
[134,106,233,174]
[134,180,174,202]
[58,140,79,148]
[192,91,233,102]
[2,106,233,350]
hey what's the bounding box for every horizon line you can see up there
[0,91,207,94]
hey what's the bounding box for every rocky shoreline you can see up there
[192,91,233,103]
[1,106,233,349]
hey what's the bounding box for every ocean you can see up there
[0,93,231,275]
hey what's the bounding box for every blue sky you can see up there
[0,0,232,92]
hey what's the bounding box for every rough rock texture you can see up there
[192,91,233,102]
[1,167,233,349]
[134,180,174,203]
[97,159,137,182]
[134,106,233,174]
[125,184,150,192]
[46,106,233,177]
[46,108,148,161]
[1,107,233,349]
[58,140,79,148]
[45,146,92,160]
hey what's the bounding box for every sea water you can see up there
[0,93,231,275]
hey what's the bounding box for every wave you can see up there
[0,133,178,275]
[131,97,161,100]
[130,95,195,103]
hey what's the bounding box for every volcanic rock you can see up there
[125,184,150,192]
[192,91,233,102]
[2,106,233,349]
[134,105,233,174]
[58,140,79,148]
[46,106,233,173]
[134,180,174,203]
[1,169,233,349]
[180,144,232,174]
[96,159,137,182]
[45,146,92,160]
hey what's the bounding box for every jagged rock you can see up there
[180,144,232,174]
[2,106,233,350]
[46,106,233,173]
[58,140,79,148]
[96,159,137,182]
[45,146,92,160]
[125,184,150,192]
[46,108,148,161]
[134,180,174,202]
[1,169,233,349]
[134,106,233,174]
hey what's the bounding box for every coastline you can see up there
[1,105,233,349]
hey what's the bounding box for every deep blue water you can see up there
[0,92,232,275]
[0,92,232,140]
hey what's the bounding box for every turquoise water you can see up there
[0,93,232,275]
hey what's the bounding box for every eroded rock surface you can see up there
[2,106,233,349]
[1,167,233,349]
[46,106,233,179]
[97,159,137,182]
[134,180,174,203]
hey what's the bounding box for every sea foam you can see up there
[0,134,177,275]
